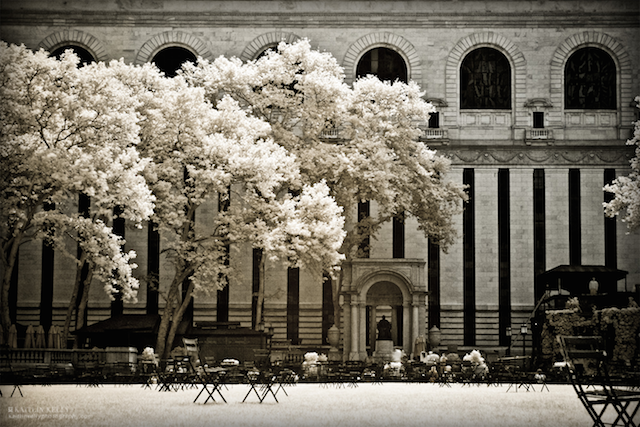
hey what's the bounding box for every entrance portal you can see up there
[340,260,427,361]
[366,282,404,356]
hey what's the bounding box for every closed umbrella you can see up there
[8,324,18,348]
[24,325,35,348]
[35,325,46,348]
[48,325,61,349]
[413,335,426,358]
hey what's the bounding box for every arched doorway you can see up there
[341,259,427,361]
[366,281,404,355]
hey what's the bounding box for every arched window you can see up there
[356,47,407,83]
[255,43,279,61]
[460,47,511,109]
[152,46,197,78]
[51,45,95,67]
[565,47,616,110]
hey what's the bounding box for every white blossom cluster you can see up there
[604,95,640,231]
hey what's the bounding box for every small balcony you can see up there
[525,128,554,145]
[420,128,449,144]
[320,127,340,139]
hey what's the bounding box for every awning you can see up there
[537,265,628,282]
[537,265,628,294]
[73,314,161,335]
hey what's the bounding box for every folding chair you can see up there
[558,336,640,427]
[194,369,227,404]
[242,370,279,403]
[182,337,201,369]
[0,348,24,397]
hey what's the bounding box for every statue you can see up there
[588,277,599,295]
[377,315,392,341]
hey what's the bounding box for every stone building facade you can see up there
[1,0,639,360]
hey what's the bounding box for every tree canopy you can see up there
[1,39,466,353]
[0,42,154,337]
[182,40,466,258]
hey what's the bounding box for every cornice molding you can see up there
[436,145,635,167]
[2,11,638,28]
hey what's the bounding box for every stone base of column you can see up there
[328,347,341,361]
[348,351,361,361]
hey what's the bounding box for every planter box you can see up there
[105,347,137,365]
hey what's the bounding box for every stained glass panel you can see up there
[356,47,408,83]
[461,48,511,109]
[565,47,616,110]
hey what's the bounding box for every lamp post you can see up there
[506,326,512,356]
[267,324,274,353]
[520,323,528,370]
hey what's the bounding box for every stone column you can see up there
[359,302,367,360]
[391,307,398,344]
[545,169,570,268]
[370,305,377,351]
[581,169,605,265]
[342,295,351,359]
[349,300,359,361]
[412,302,420,357]
[403,302,411,355]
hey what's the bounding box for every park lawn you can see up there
[0,382,597,427]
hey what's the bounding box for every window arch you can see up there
[254,43,279,61]
[51,45,95,67]
[460,47,511,109]
[564,47,616,110]
[356,47,407,83]
[151,46,197,78]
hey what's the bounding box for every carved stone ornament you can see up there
[437,145,634,167]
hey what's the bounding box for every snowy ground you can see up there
[0,382,611,427]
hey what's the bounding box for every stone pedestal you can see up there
[373,340,394,362]
[327,325,341,361]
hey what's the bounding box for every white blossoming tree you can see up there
[183,39,467,329]
[604,96,640,231]
[107,61,345,360]
[0,42,154,341]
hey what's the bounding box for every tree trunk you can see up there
[164,279,195,361]
[155,277,181,361]
[1,233,21,338]
[75,268,94,347]
[63,253,88,347]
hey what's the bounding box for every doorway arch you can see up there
[366,281,404,354]
[342,259,427,361]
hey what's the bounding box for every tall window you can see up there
[569,169,581,266]
[322,273,334,345]
[565,47,616,110]
[498,169,511,347]
[356,47,407,83]
[152,46,197,78]
[287,267,300,345]
[462,169,475,346]
[461,48,511,109]
[604,169,617,268]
